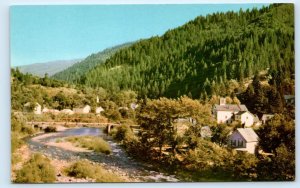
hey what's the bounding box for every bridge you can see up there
[26,121,140,133]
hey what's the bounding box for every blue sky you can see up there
[10,4,267,67]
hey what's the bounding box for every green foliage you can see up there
[11,152,22,165]
[11,113,35,153]
[255,114,295,180]
[257,144,295,181]
[183,139,258,181]
[11,113,27,132]
[210,123,232,146]
[185,139,231,171]
[65,160,123,182]
[102,101,122,121]
[110,125,135,142]
[137,96,214,156]
[15,153,56,183]
[11,68,68,111]
[81,4,294,99]
[257,114,295,153]
[66,136,111,154]
[229,152,258,180]
[52,42,132,83]
[11,132,24,153]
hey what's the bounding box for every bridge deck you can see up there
[26,121,121,126]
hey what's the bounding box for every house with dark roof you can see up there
[284,95,295,106]
[212,98,254,126]
[228,128,259,154]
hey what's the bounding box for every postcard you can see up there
[10,3,295,183]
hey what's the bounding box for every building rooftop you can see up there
[214,104,248,112]
[237,128,259,142]
[236,111,246,115]
[284,95,295,100]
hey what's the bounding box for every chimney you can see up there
[220,97,226,105]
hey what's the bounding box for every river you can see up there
[26,127,179,182]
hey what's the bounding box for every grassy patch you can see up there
[55,138,63,143]
[64,160,123,182]
[11,132,24,153]
[11,153,22,165]
[14,153,56,183]
[66,136,111,154]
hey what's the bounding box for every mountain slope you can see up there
[83,4,294,99]
[51,43,133,83]
[16,59,81,77]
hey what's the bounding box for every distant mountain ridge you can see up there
[51,42,133,83]
[15,59,82,77]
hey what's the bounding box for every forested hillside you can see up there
[82,4,294,99]
[52,43,132,83]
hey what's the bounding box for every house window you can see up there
[238,140,244,147]
[231,140,236,147]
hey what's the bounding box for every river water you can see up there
[26,127,179,182]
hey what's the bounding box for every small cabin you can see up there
[73,105,91,114]
[228,128,259,154]
[61,109,74,115]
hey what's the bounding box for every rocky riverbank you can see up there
[23,127,180,183]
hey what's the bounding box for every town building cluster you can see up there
[213,98,275,154]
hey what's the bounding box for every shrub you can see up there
[11,132,24,153]
[44,126,57,133]
[15,153,56,183]
[103,109,122,121]
[111,125,135,142]
[65,160,123,182]
[21,126,35,135]
[66,136,111,154]
[11,112,35,135]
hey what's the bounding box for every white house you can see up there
[73,105,91,114]
[24,102,42,115]
[234,111,255,127]
[228,128,259,154]
[130,103,139,110]
[61,109,74,115]
[95,107,104,114]
[42,107,60,114]
[213,98,250,125]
